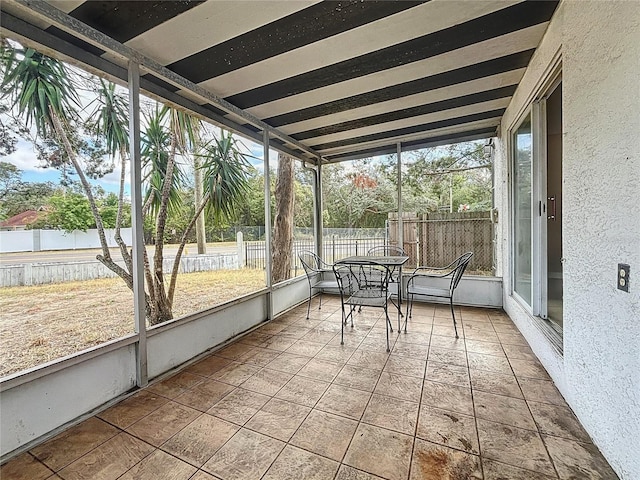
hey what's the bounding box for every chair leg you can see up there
[319,291,323,310]
[384,307,390,352]
[450,297,459,339]
[306,286,312,319]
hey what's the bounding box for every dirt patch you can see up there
[0,269,265,377]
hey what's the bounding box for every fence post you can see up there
[236,231,244,269]
[332,235,336,263]
[355,239,359,256]
[24,263,33,286]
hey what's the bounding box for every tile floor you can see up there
[1,297,619,480]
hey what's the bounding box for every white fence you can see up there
[0,228,133,253]
[1,254,239,287]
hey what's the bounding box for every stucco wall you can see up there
[495,2,640,478]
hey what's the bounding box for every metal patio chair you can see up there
[405,252,473,338]
[366,245,407,315]
[299,250,338,319]
[333,259,397,352]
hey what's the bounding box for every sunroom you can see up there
[0,1,637,479]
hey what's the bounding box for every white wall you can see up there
[495,2,640,478]
[0,342,137,457]
[0,228,133,253]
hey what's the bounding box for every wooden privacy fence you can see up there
[388,211,494,274]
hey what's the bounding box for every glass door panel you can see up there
[513,115,533,305]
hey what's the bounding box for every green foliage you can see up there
[0,45,79,137]
[199,131,253,222]
[44,193,94,232]
[86,79,129,158]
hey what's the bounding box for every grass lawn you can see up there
[0,269,266,377]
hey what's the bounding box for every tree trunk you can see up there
[272,153,295,283]
[194,147,207,254]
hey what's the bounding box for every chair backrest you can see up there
[299,250,322,277]
[367,245,406,256]
[334,260,391,295]
[449,252,474,292]
[333,264,359,298]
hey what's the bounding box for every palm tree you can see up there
[2,42,253,325]
[0,43,125,279]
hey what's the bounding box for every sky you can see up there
[1,110,280,196]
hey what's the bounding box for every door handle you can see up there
[547,196,556,220]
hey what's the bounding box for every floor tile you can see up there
[425,361,470,387]
[529,401,591,443]
[543,435,618,480]
[395,331,431,345]
[421,380,474,416]
[428,346,468,367]
[315,344,356,364]
[429,334,465,351]
[212,362,261,386]
[467,352,513,374]
[263,444,340,480]
[431,325,462,338]
[383,355,426,378]
[502,344,539,361]
[98,390,169,429]
[497,332,529,346]
[238,348,280,367]
[280,327,312,340]
[477,419,556,476]
[470,369,523,399]
[483,458,557,479]
[297,358,343,382]
[335,465,386,480]
[30,417,119,471]
[244,398,310,441]
[410,438,482,480]
[509,358,550,380]
[285,340,325,357]
[344,423,413,480]
[184,355,231,377]
[118,449,196,480]
[264,352,310,374]
[147,371,205,399]
[275,375,330,407]
[239,331,273,346]
[518,378,567,406]
[202,428,284,480]
[362,393,419,435]
[392,341,429,359]
[126,401,200,446]
[259,336,297,352]
[173,378,235,412]
[347,349,390,371]
[57,432,154,480]
[374,372,423,403]
[189,471,217,480]
[0,453,53,480]
[465,339,505,357]
[417,405,479,454]
[334,364,381,392]
[240,368,293,396]
[206,387,270,425]
[161,414,238,467]
[290,409,358,461]
[216,343,254,360]
[473,391,537,430]
[302,328,337,344]
[316,383,372,420]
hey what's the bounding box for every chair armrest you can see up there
[406,267,454,286]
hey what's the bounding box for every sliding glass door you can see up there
[513,114,533,305]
